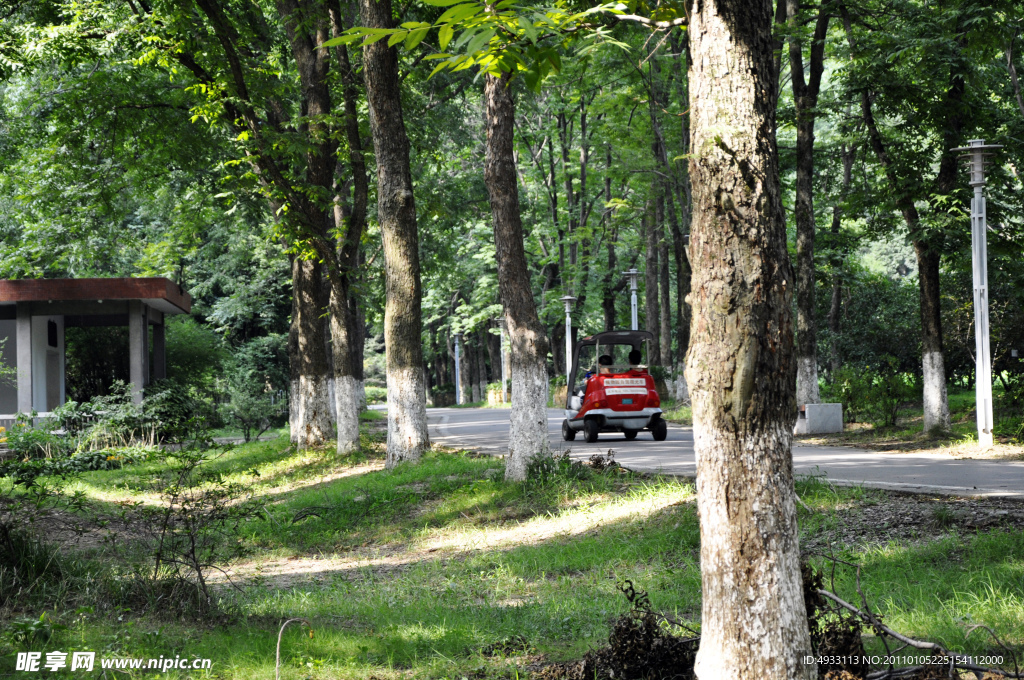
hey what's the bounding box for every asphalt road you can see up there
[426,406,1024,497]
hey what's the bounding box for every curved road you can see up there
[425,406,1024,497]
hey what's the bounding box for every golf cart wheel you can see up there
[651,418,668,441]
[584,418,600,443]
[623,429,638,441]
[562,419,576,441]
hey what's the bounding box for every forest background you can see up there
[0,0,1022,441]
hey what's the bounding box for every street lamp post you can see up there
[453,331,463,406]
[622,268,640,330]
[952,138,1002,447]
[559,295,577,386]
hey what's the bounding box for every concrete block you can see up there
[794,403,843,435]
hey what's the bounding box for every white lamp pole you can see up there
[453,331,463,406]
[623,268,640,330]
[953,138,1001,447]
[560,295,577,385]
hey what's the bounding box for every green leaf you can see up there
[439,24,454,50]
[465,28,495,55]
[422,0,468,6]
[429,61,452,78]
[438,3,482,23]
[517,16,538,43]
[387,30,407,48]
[405,27,429,50]
[546,49,561,71]
[362,32,391,45]
[322,33,362,48]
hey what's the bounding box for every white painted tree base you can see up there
[386,366,429,468]
[922,351,950,433]
[296,375,333,448]
[674,370,690,404]
[335,374,361,454]
[505,359,549,482]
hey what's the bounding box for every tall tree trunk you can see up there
[788,0,829,406]
[668,35,693,401]
[687,0,814,675]
[476,329,488,400]
[328,4,370,448]
[1008,30,1024,119]
[485,72,551,481]
[658,206,673,367]
[842,9,952,432]
[644,208,661,364]
[601,144,619,331]
[486,322,502,385]
[292,256,334,447]
[827,143,855,377]
[289,256,300,444]
[360,0,429,465]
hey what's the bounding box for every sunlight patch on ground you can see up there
[216,484,694,589]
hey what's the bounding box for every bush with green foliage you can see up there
[3,413,71,459]
[135,444,261,611]
[164,317,229,397]
[822,355,915,427]
[220,335,288,442]
[364,385,387,405]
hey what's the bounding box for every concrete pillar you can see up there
[129,300,146,404]
[16,302,32,414]
[153,321,166,381]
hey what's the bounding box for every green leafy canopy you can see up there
[323,0,646,91]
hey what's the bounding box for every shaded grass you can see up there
[661,400,692,426]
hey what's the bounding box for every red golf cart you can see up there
[561,330,667,443]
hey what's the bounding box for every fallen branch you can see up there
[818,588,1024,679]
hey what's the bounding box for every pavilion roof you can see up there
[0,278,191,315]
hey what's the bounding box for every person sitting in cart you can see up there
[628,349,644,371]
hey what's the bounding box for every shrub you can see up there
[146,379,220,444]
[364,385,387,405]
[821,356,915,427]
[135,445,261,612]
[164,317,229,397]
[220,335,289,442]
[3,413,71,459]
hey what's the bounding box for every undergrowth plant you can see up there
[134,442,262,613]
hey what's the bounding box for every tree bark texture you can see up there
[644,209,661,364]
[788,0,828,406]
[658,214,673,368]
[827,145,854,376]
[329,4,371,449]
[485,72,551,482]
[292,256,333,448]
[360,0,430,465]
[686,0,815,675]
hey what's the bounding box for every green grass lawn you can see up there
[4,420,1024,678]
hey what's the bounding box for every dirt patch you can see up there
[801,490,1024,552]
